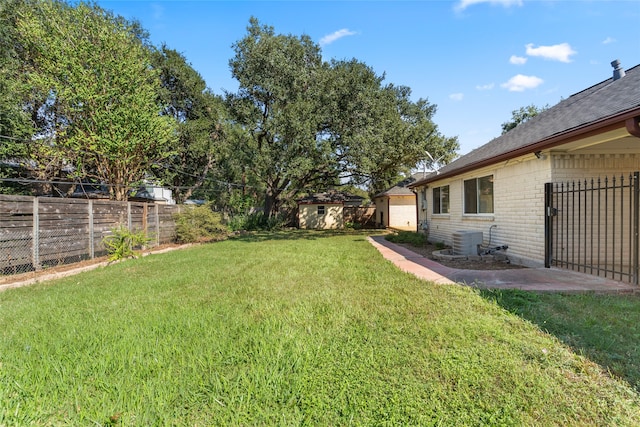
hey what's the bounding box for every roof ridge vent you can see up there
[611,59,625,80]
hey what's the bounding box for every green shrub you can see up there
[227,212,287,232]
[226,215,245,232]
[102,226,152,262]
[345,221,363,230]
[385,231,428,246]
[264,213,287,231]
[174,204,228,243]
[227,212,262,232]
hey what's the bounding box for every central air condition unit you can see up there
[452,231,484,256]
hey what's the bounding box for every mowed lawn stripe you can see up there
[1,231,639,425]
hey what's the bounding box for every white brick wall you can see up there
[418,162,535,263]
[415,152,640,267]
[373,197,388,227]
[549,153,640,273]
[551,153,640,181]
[299,204,344,229]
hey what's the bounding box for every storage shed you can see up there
[373,173,426,231]
[297,191,364,230]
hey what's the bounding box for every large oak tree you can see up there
[501,103,549,134]
[227,18,458,218]
[227,18,333,218]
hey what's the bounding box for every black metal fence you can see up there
[545,172,639,285]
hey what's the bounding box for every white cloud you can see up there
[602,37,616,45]
[319,29,357,46]
[525,43,576,63]
[151,3,164,20]
[449,93,464,101]
[509,55,527,65]
[501,74,543,92]
[455,0,522,11]
[476,83,495,90]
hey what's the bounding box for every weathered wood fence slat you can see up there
[0,194,183,276]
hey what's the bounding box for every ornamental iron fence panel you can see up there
[545,172,639,285]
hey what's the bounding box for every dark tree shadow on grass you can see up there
[228,229,387,244]
[480,289,640,393]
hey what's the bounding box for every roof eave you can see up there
[409,109,640,188]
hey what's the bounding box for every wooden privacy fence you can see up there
[344,206,377,229]
[0,194,184,276]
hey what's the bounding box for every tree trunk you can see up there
[113,185,128,201]
[175,154,215,204]
[263,187,280,220]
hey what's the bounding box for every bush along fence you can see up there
[0,194,184,276]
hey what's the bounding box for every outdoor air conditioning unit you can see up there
[452,231,483,256]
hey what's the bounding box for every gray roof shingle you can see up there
[411,63,640,187]
[375,173,428,197]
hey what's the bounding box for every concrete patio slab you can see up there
[368,235,638,293]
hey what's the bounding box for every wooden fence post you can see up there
[88,200,95,259]
[32,197,40,271]
[142,203,148,234]
[127,202,132,231]
[633,172,639,285]
[155,205,160,246]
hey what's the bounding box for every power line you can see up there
[159,163,254,189]
[1,139,263,193]
[0,134,33,142]
[0,177,122,188]
[0,176,250,194]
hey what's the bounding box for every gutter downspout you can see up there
[386,196,390,229]
[412,189,419,232]
[626,116,640,138]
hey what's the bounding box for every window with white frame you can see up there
[317,205,325,215]
[432,185,449,214]
[463,175,493,214]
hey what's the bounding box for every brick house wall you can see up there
[416,151,640,267]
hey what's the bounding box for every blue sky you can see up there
[96,0,639,156]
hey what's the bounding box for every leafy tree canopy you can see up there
[151,45,227,203]
[0,0,32,159]
[2,7,458,211]
[227,18,458,218]
[8,0,177,200]
[501,103,549,134]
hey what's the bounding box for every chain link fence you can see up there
[1,195,182,277]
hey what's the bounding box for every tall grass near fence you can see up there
[1,231,639,425]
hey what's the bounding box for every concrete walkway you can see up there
[368,235,638,293]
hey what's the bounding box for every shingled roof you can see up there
[410,62,640,187]
[374,173,427,198]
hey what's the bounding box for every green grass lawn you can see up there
[482,289,640,393]
[1,230,639,425]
